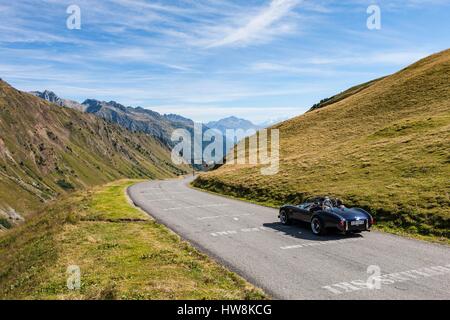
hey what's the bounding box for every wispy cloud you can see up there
[99,48,193,71]
[0,0,449,122]
[305,51,431,66]
[207,0,302,48]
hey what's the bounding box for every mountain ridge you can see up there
[0,80,185,221]
[28,91,197,146]
[31,90,86,112]
[29,91,263,158]
[29,91,228,149]
[206,116,261,135]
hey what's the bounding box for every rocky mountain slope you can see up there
[30,92,230,161]
[31,92,248,166]
[31,90,86,112]
[81,99,195,146]
[30,92,196,146]
[0,80,185,222]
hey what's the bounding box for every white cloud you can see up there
[207,0,302,48]
[1,0,448,124]
[99,47,193,71]
[306,51,431,66]
[250,62,331,75]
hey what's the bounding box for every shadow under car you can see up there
[263,221,364,241]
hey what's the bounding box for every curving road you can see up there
[128,177,450,300]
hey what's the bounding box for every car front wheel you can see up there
[311,217,326,235]
[279,210,291,225]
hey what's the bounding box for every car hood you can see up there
[327,207,368,220]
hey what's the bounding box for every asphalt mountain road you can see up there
[128,177,450,300]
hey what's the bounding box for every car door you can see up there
[301,204,315,222]
[287,205,302,221]
[296,203,312,222]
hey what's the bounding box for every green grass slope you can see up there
[194,49,450,239]
[0,80,185,219]
[0,181,266,299]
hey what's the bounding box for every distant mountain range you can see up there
[30,91,266,151]
[30,90,272,135]
[31,91,195,146]
[206,116,261,135]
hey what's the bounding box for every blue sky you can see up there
[0,0,449,123]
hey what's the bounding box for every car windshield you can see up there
[302,197,344,208]
[323,198,333,208]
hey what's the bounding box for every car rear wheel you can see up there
[279,210,291,225]
[311,217,326,235]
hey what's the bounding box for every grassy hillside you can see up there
[0,80,185,221]
[308,77,385,112]
[0,180,266,299]
[194,49,450,240]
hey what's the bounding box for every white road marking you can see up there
[164,203,229,211]
[322,264,450,295]
[144,198,174,202]
[241,227,261,232]
[210,226,268,237]
[211,231,238,237]
[280,237,363,250]
[165,191,190,194]
[142,191,190,195]
[197,213,253,221]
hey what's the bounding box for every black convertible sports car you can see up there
[279,197,374,235]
